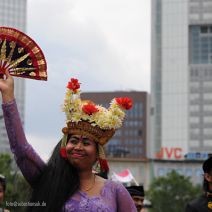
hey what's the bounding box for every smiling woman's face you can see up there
[66,135,98,170]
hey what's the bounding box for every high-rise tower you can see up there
[151,0,212,160]
[0,0,27,152]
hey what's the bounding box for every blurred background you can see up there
[1,0,212,211]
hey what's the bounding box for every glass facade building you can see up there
[0,0,27,152]
[151,0,212,159]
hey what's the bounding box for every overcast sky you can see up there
[25,0,150,161]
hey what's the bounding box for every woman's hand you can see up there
[0,70,14,103]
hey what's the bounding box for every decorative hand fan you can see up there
[0,26,47,80]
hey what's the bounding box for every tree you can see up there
[0,153,31,212]
[147,170,201,212]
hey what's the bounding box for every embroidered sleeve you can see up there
[2,99,46,185]
[115,182,137,212]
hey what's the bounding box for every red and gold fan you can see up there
[0,26,47,80]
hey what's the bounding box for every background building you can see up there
[82,91,149,185]
[0,0,27,152]
[151,0,212,160]
[151,0,212,183]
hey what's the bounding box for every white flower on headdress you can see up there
[62,78,133,130]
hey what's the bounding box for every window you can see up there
[190,25,212,64]
[190,117,200,123]
[195,168,203,177]
[204,140,212,146]
[185,168,192,177]
[158,168,165,176]
[190,105,199,111]
[201,26,208,34]
[204,93,212,99]
[176,169,183,175]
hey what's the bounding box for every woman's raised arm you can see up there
[0,71,46,186]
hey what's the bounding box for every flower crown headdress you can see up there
[60,78,133,172]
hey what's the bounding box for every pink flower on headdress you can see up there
[82,103,99,115]
[67,78,80,93]
[115,97,133,110]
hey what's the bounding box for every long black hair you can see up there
[27,140,80,212]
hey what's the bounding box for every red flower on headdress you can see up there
[82,103,99,115]
[60,147,67,159]
[67,78,80,93]
[115,97,133,110]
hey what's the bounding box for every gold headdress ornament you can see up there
[60,78,133,172]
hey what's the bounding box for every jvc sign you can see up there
[155,147,183,160]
